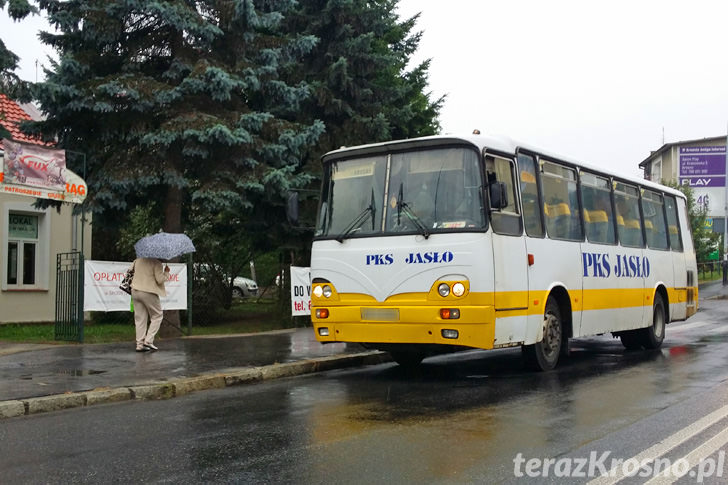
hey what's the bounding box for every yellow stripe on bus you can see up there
[314,286,698,316]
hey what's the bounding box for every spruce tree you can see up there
[30,0,324,235]
[285,0,444,166]
[0,0,37,97]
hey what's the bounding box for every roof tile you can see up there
[0,93,46,146]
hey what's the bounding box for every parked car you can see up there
[233,276,258,298]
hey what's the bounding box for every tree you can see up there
[30,0,323,225]
[29,0,324,331]
[668,182,721,261]
[0,0,38,100]
[0,0,37,98]
[285,0,444,170]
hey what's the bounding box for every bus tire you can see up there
[522,296,562,371]
[640,293,666,349]
[619,331,643,350]
[390,351,425,368]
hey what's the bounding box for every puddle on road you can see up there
[57,369,107,377]
[19,369,108,380]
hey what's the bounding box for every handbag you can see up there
[119,264,134,295]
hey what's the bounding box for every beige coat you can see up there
[130,258,168,297]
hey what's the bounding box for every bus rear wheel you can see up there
[640,293,666,349]
[522,296,562,371]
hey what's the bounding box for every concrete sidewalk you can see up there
[0,328,391,419]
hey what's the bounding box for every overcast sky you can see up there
[3,1,728,176]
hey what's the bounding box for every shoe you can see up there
[143,343,158,351]
[135,347,150,352]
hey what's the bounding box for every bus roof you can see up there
[322,133,686,199]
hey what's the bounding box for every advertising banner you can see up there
[290,266,311,316]
[1,138,87,204]
[679,145,727,217]
[84,260,188,312]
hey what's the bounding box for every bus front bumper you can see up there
[312,304,496,350]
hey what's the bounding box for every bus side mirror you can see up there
[287,191,299,226]
[489,182,508,209]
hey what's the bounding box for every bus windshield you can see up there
[315,147,485,239]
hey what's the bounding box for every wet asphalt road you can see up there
[2,298,728,484]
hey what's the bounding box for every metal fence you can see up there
[55,251,84,342]
[697,261,725,280]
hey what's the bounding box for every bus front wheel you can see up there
[390,350,425,369]
[522,296,562,371]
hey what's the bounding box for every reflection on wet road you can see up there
[2,300,728,484]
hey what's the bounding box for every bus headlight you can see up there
[452,282,465,297]
[438,283,450,297]
[322,285,333,298]
[313,286,323,298]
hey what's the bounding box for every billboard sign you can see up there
[679,145,726,217]
[0,138,87,204]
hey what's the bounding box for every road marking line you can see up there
[643,424,728,485]
[586,405,728,485]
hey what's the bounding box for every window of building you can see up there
[541,160,583,241]
[651,160,662,183]
[3,202,49,291]
[7,212,38,286]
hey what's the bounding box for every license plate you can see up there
[360,308,400,321]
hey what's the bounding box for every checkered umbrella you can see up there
[134,232,195,260]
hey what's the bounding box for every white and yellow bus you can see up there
[309,134,698,370]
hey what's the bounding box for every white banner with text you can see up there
[84,260,188,312]
[290,266,311,316]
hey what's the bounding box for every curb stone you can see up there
[0,351,390,420]
[25,393,87,415]
[85,388,132,406]
[172,375,226,396]
[130,383,175,401]
[0,400,25,418]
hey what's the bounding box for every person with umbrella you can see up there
[130,257,169,352]
[131,232,195,352]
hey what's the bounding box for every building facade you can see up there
[0,94,91,323]
[639,135,727,234]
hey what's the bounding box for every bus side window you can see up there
[614,182,644,248]
[517,153,544,237]
[664,194,683,251]
[642,190,668,250]
[486,155,522,236]
[580,171,616,245]
[541,160,583,241]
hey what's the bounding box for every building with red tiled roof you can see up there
[1,93,92,325]
[0,93,44,145]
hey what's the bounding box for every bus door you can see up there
[665,194,688,320]
[485,154,529,323]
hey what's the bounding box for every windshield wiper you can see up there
[335,189,377,243]
[397,183,430,239]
